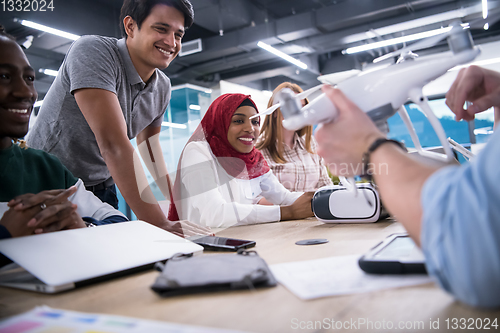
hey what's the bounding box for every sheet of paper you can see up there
[0,306,247,333]
[270,255,433,300]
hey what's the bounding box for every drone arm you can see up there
[339,176,358,195]
[250,103,280,119]
[397,105,424,152]
[282,93,338,131]
[296,84,323,99]
[408,88,455,163]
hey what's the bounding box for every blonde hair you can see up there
[256,82,313,163]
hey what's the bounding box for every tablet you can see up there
[358,233,427,274]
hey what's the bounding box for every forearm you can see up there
[260,172,303,205]
[280,206,293,221]
[370,145,439,244]
[101,142,168,226]
[137,131,172,200]
[186,188,281,227]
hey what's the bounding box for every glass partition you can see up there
[387,98,495,148]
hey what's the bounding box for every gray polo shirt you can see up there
[27,36,171,186]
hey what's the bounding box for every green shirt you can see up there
[0,144,78,202]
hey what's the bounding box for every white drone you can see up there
[251,21,482,170]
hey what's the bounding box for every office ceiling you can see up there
[2,0,500,99]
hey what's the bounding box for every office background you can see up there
[1,0,499,217]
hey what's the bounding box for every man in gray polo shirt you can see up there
[27,0,209,237]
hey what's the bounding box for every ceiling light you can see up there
[161,122,187,129]
[483,0,488,19]
[257,41,308,70]
[39,68,58,77]
[15,19,80,41]
[342,6,477,45]
[343,26,453,54]
[484,23,490,30]
[189,104,201,111]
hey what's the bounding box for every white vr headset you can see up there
[312,183,382,223]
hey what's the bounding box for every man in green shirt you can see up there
[0,26,127,241]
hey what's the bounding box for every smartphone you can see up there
[192,236,256,251]
[358,234,427,274]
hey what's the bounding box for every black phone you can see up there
[358,234,427,274]
[192,236,256,251]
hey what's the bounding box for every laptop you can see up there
[0,221,204,293]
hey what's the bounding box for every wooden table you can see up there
[1,218,499,332]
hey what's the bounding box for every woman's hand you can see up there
[280,192,314,221]
[159,219,213,238]
[315,85,385,177]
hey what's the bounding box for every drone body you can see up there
[282,47,479,132]
[268,24,481,165]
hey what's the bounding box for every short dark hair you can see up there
[120,0,194,37]
[0,25,15,40]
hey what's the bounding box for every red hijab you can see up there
[168,93,270,221]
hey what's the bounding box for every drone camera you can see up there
[448,27,474,54]
[276,88,302,118]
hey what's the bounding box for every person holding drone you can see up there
[314,65,500,308]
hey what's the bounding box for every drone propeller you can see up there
[373,8,500,64]
[295,84,323,99]
[250,103,280,119]
[317,69,361,85]
[249,84,323,119]
[373,24,460,63]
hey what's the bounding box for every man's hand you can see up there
[315,85,385,177]
[159,220,213,238]
[4,187,85,236]
[446,65,500,121]
[1,205,42,237]
[9,187,73,210]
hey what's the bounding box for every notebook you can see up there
[0,221,204,293]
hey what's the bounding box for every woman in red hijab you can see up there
[168,93,313,227]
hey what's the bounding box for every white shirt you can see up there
[0,179,125,221]
[174,141,302,227]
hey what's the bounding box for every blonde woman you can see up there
[256,82,333,194]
